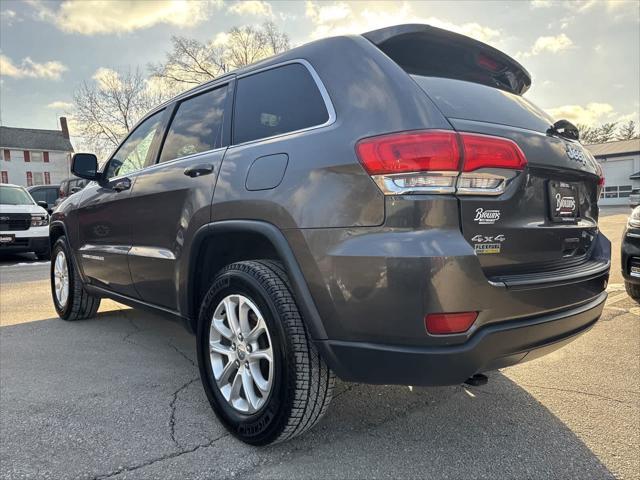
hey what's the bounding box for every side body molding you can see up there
[185,220,328,340]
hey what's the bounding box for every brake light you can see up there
[356,130,527,196]
[460,133,527,172]
[355,130,460,175]
[425,312,478,335]
[594,162,605,198]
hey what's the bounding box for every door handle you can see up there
[184,164,214,178]
[112,179,131,192]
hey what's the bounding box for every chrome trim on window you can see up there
[230,59,337,149]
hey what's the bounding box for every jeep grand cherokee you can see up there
[49,24,610,445]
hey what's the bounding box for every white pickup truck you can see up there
[0,183,50,259]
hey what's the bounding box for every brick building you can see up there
[0,117,74,187]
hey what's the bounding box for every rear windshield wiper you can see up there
[547,119,580,141]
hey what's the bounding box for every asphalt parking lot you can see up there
[1,207,638,480]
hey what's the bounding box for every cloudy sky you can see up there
[1,0,639,137]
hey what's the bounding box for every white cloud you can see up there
[546,102,615,125]
[530,0,552,7]
[518,33,573,58]
[29,0,220,35]
[531,33,573,54]
[304,1,501,45]
[47,101,74,110]
[92,67,121,89]
[0,54,67,80]
[228,1,273,17]
[0,9,20,25]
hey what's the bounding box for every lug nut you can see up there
[245,361,249,368]
[238,333,243,342]
[246,345,252,353]
[231,343,236,350]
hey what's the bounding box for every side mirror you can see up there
[71,153,100,181]
[36,200,48,210]
[70,186,82,194]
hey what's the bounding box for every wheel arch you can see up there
[49,221,67,249]
[185,220,328,340]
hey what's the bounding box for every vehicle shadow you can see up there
[0,309,614,479]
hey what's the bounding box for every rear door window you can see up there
[159,85,228,163]
[233,63,329,145]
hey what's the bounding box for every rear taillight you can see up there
[595,161,605,197]
[356,130,527,196]
[460,133,526,172]
[425,311,478,335]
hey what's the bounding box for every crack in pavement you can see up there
[169,377,200,448]
[519,383,636,405]
[168,341,196,367]
[92,432,229,480]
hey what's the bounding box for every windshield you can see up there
[0,186,35,205]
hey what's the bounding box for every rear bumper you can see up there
[316,291,606,386]
[621,229,640,284]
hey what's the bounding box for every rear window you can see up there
[233,63,329,145]
[411,75,554,133]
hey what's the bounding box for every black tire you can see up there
[197,260,335,445]
[51,236,101,321]
[625,281,640,302]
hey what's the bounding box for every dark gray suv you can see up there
[49,24,610,445]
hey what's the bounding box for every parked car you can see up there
[1,183,50,259]
[54,177,88,207]
[49,24,610,445]
[621,206,640,301]
[27,184,60,214]
[629,189,640,208]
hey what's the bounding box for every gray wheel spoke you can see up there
[210,341,232,356]
[246,324,266,343]
[249,361,271,393]
[249,349,272,363]
[241,367,259,411]
[217,358,236,384]
[211,318,233,341]
[238,300,252,335]
[229,370,243,404]
[224,297,241,337]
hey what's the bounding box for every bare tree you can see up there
[577,123,598,144]
[149,36,228,87]
[150,23,290,88]
[262,21,290,56]
[617,120,639,140]
[72,67,172,159]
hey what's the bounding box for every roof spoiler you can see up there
[363,24,532,95]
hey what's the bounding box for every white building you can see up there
[586,139,640,206]
[0,117,73,187]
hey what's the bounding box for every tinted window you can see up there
[411,75,554,133]
[159,86,227,163]
[106,110,164,179]
[46,188,58,204]
[233,64,329,144]
[30,188,47,203]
